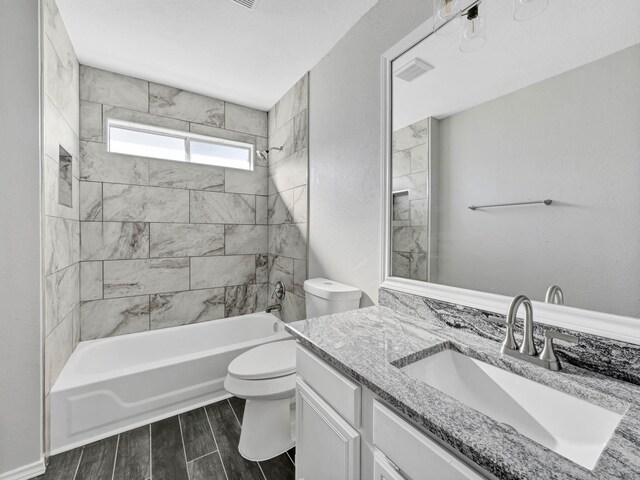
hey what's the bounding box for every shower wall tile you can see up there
[293,186,307,224]
[224,103,268,137]
[43,1,81,402]
[392,118,429,152]
[80,66,148,112]
[392,226,428,254]
[410,144,428,173]
[81,222,150,261]
[79,66,271,339]
[224,225,268,255]
[268,224,307,260]
[80,140,149,186]
[268,148,307,194]
[268,255,294,291]
[103,105,189,133]
[150,288,225,329]
[272,74,308,131]
[392,150,411,178]
[267,74,308,321]
[149,161,224,191]
[410,199,429,227]
[392,171,428,201]
[190,191,255,224]
[268,191,294,225]
[103,258,190,298]
[189,123,256,145]
[224,166,268,196]
[150,223,224,258]
[45,310,74,393]
[293,259,307,297]
[44,216,80,276]
[256,196,268,225]
[103,184,189,223]
[191,255,256,290]
[149,83,225,127]
[80,261,103,301]
[80,296,150,340]
[224,284,265,317]
[281,293,306,323]
[45,263,80,336]
[79,181,102,221]
[80,100,103,142]
[256,254,269,284]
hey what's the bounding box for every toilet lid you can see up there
[228,340,297,380]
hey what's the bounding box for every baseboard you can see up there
[0,458,45,480]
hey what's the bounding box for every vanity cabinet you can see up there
[373,401,485,480]
[295,344,488,480]
[296,378,360,480]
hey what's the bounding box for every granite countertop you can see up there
[285,306,640,480]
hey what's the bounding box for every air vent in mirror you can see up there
[394,58,434,82]
[230,0,261,11]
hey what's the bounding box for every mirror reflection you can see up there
[390,0,640,317]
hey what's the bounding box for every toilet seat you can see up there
[228,340,296,380]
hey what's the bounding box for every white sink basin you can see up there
[401,349,622,470]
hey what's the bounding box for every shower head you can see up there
[256,146,283,162]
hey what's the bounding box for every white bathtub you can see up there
[50,312,290,454]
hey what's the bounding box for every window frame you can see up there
[106,118,255,171]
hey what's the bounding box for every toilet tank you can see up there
[303,278,362,318]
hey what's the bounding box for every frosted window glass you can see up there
[109,126,186,161]
[190,140,252,170]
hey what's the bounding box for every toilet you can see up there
[224,277,362,461]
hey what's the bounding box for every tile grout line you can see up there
[187,449,220,465]
[110,434,120,480]
[285,450,295,467]
[204,406,230,480]
[71,447,85,480]
[177,415,192,480]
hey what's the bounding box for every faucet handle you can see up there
[539,330,578,370]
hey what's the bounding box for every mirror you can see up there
[389,0,640,318]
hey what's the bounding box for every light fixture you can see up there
[434,0,460,35]
[513,0,549,21]
[459,4,486,53]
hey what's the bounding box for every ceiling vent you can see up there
[394,58,434,82]
[230,0,261,11]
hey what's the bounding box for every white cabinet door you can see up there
[296,378,360,480]
[374,451,407,480]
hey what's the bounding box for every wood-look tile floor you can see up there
[35,397,295,480]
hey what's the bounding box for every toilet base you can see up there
[238,397,296,461]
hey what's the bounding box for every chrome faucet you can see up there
[266,303,282,314]
[545,285,564,305]
[500,294,578,371]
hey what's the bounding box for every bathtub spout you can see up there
[266,304,282,314]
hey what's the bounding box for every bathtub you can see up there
[50,312,290,454]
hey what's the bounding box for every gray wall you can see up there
[0,0,43,475]
[436,44,640,317]
[308,0,431,305]
[78,65,271,339]
[42,0,81,449]
[267,75,309,321]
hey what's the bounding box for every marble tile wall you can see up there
[391,118,429,281]
[267,75,309,321]
[79,65,271,340]
[42,0,81,453]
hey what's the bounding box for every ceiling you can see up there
[57,0,379,111]
[393,0,640,129]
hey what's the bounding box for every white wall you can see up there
[308,0,431,305]
[436,44,640,317]
[0,0,44,476]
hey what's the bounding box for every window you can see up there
[107,119,254,170]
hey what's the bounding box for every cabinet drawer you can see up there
[296,345,361,427]
[373,401,485,480]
